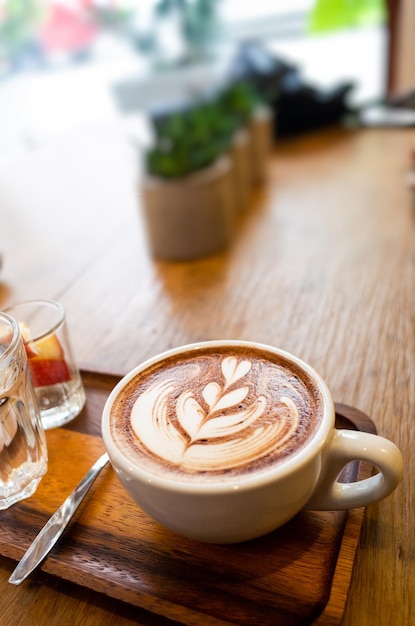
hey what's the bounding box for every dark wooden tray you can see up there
[0,371,376,626]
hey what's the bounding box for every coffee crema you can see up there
[110,346,324,482]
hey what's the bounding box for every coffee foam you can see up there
[110,346,323,483]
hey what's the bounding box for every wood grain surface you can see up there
[0,373,374,626]
[1,125,414,625]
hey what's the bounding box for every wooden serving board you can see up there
[0,372,376,626]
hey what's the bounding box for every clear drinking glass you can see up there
[0,312,48,509]
[6,300,86,430]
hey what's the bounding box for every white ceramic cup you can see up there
[101,341,403,543]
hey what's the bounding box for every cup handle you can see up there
[304,429,403,510]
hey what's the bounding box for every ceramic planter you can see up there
[249,105,274,186]
[227,106,274,214]
[228,128,253,214]
[141,155,235,261]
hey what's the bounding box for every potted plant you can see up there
[140,80,272,260]
[219,81,273,207]
[218,81,257,212]
[141,98,236,260]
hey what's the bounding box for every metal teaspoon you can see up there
[8,452,110,585]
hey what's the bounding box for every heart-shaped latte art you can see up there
[130,356,303,472]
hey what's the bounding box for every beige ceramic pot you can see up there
[141,155,235,261]
[228,128,253,214]
[249,105,274,186]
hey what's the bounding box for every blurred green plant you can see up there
[154,0,223,62]
[0,0,43,66]
[308,0,386,33]
[146,80,261,179]
[92,5,136,31]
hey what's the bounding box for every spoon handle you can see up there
[9,452,110,585]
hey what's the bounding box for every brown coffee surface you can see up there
[110,345,324,483]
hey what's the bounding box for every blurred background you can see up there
[0,0,412,163]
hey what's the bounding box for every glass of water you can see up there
[6,300,86,430]
[0,311,47,509]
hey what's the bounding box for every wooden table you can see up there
[0,123,414,625]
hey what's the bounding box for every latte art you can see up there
[110,346,323,482]
[131,356,301,472]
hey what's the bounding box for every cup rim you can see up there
[5,299,65,343]
[101,340,335,493]
[0,311,21,364]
